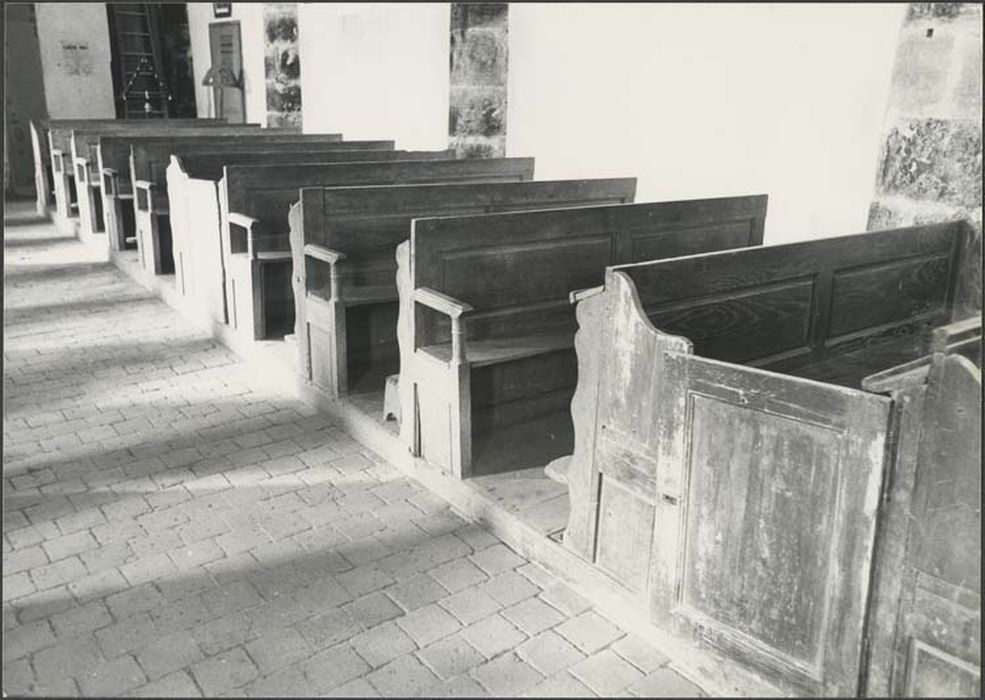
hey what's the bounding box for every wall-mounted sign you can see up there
[60,41,92,76]
[213,3,232,18]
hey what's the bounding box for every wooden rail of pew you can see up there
[221,157,537,341]
[557,220,978,696]
[94,130,333,254]
[293,177,637,402]
[396,195,769,478]
[31,118,227,217]
[167,151,459,325]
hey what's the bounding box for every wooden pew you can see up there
[70,122,284,241]
[113,134,378,274]
[166,150,458,325]
[46,119,243,223]
[221,157,537,341]
[31,118,226,216]
[558,220,978,696]
[293,178,638,402]
[397,195,768,478]
[859,316,980,698]
[89,129,330,250]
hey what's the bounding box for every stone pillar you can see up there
[868,3,982,313]
[449,3,508,158]
[264,3,302,128]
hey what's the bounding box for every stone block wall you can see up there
[264,3,302,128]
[868,3,982,311]
[449,3,508,158]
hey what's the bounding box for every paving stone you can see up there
[244,664,319,697]
[517,628,587,675]
[301,643,371,693]
[202,579,262,617]
[95,611,160,658]
[350,621,417,668]
[460,613,527,659]
[193,612,254,656]
[556,610,625,655]
[480,570,541,606]
[105,582,166,619]
[627,666,706,697]
[344,590,404,628]
[337,563,395,598]
[365,653,441,697]
[325,678,380,697]
[523,670,599,697]
[2,572,36,601]
[430,674,491,697]
[33,632,103,681]
[77,653,147,696]
[438,586,503,625]
[67,568,129,603]
[612,634,671,673]
[191,646,259,695]
[503,595,567,635]
[396,602,462,647]
[296,607,363,650]
[473,651,545,696]
[135,630,205,680]
[3,618,56,659]
[30,555,87,590]
[245,626,314,675]
[49,599,113,637]
[540,581,592,617]
[130,670,203,697]
[119,551,179,585]
[416,633,485,680]
[570,648,646,695]
[386,572,450,611]
[6,545,49,574]
[428,557,488,593]
[469,542,525,575]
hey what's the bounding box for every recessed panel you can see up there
[681,394,841,666]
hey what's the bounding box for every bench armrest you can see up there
[51,149,64,173]
[134,180,154,212]
[414,288,474,364]
[304,243,346,265]
[102,168,118,196]
[228,212,262,258]
[304,243,346,300]
[569,285,605,305]
[414,287,473,319]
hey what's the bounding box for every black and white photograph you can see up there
[2,1,981,697]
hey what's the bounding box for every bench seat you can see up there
[419,332,574,368]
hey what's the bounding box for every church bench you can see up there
[31,118,227,216]
[557,220,979,696]
[46,119,246,224]
[93,130,338,255]
[396,195,768,478]
[165,149,458,325]
[219,157,537,341]
[293,177,638,402]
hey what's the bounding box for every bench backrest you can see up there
[226,157,535,242]
[51,119,245,156]
[300,178,638,290]
[178,149,456,180]
[411,195,767,346]
[71,123,278,163]
[612,221,970,369]
[127,136,387,190]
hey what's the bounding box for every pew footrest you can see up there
[419,332,573,368]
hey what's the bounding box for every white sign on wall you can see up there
[60,41,92,75]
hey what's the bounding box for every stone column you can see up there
[868,3,982,314]
[264,3,302,128]
[449,3,508,158]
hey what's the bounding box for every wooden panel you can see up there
[905,640,980,698]
[616,222,965,372]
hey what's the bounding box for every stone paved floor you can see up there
[2,200,704,698]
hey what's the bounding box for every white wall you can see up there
[298,3,450,148]
[507,3,906,244]
[35,2,115,119]
[187,2,266,125]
